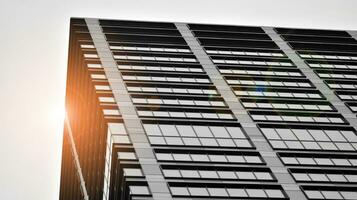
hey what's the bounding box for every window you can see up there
[132,97,225,107]
[114,55,197,62]
[127,85,218,95]
[242,101,333,111]
[118,64,203,73]
[208,188,228,197]
[235,90,322,99]
[292,171,357,183]
[162,167,273,181]
[110,45,191,53]
[123,168,143,177]
[188,187,209,196]
[84,54,98,58]
[91,74,106,79]
[170,187,189,196]
[227,79,311,88]
[252,114,343,124]
[219,68,302,77]
[318,72,357,80]
[81,44,95,49]
[95,85,111,91]
[170,186,286,199]
[206,49,285,57]
[87,63,102,68]
[118,152,137,160]
[123,75,210,84]
[212,58,292,67]
[138,110,234,120]
[261,127,357,151]
[280,154,357,167]
[300,53,357,61]
[129,186,150,195]
[308,63,357,70]
[155,151,263,164]
[145,124,251,148]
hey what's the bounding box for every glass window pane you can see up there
[129,186,150,195]
[118,152,136,160]
[234,139,252,148]
[181,170,200,178]
[245,156,262,163]
[332,158,351,166]
[165,137,184,145]
[281,157,298,164]
[148,136,166,145]
[200,138,218,146]
[199,171,219,179]
[155,153,173,161]
[341,191,357,199]
[162,169,181,177]
[293,129,313,141]
[261,128,280,139]
[173,154,191,161]
[265,189,285,198]
[191,154,209,162]
[305,190,323,199]
[227,188,248,197]
[210,126,230,138]
[309,173,329,182]
[315,158,333,165]
[217,171,237,179]
[246,189,267,198]
[170,187,189,196]
[309,130,330,141]
[226,127,245,138]
[297,157,315,165]
[209,155,227,162]
[285,141,303,149]
[276,128,297,140]
[188,187,209,196]
[345,174,357,182]
[217,139,235,147]
[325,130,346,142]
[327,174,347,182]
[143,124,161,136]
[227,155,245,163]
[123,168,143,177]
[236,171,255,180]
[159,125,179,136]
[321,191,343,199]
[207,188,228,197]
[182,137,201,146]
[177,125,196,137]
[341,131,357,142]
[254,172,273,180]
[194,126,213,137]
[293,173,310,181]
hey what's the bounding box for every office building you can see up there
[59,18,357,200]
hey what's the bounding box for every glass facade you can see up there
[59,18,357,200]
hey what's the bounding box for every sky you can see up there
[0,0,357,199]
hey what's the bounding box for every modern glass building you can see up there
[59,18,357,200]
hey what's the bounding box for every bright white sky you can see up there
[0,0,356,199]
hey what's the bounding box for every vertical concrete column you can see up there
[264,27,357,129]
[176,23,307,200]
[85,18,173,200]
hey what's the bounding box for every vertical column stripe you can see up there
[85,18,173,200]
[264,27,357,130]
[176,23,307,200]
